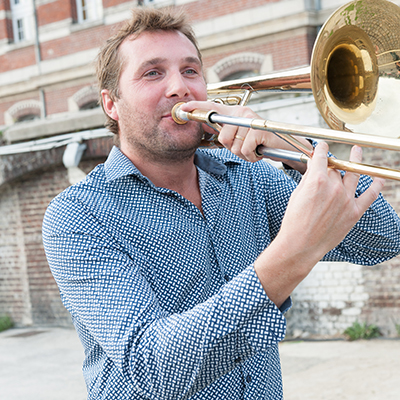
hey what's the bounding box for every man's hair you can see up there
[95,7,202,136]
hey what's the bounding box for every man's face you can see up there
[104,30,207,162]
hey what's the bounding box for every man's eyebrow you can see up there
[138,56,202,70]
[137,57,166,70]
[183,56,202,66]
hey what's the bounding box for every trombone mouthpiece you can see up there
[171,102,188,125]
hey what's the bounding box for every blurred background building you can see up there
[0,0,399,337]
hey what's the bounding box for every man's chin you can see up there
[143,136,200,163]
[166,128,203,152]
[164,141,201,162]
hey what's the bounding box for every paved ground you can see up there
[280,339,400,400]
[1,327,86,400]
[1,326,399,399]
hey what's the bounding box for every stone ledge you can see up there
[0,136,112,188]
[4,108,106,144]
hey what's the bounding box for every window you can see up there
[69,86,99,111]
[222,70,259,82]
[17,113,39,122]
[6,100,42,124]
[80,100,99,110]
[138,0,170,5]
[76,0,98,23]
[206,53,273,84]
[10,0,34,43]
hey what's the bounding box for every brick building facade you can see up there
[0,0,399,336]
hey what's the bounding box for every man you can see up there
[42,7,400,400]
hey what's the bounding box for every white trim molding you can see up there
[206,52,273,83]
[5,99,42,124]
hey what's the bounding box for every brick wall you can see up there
[103,0,132,8]
[0,182,32,326]
[0,0,10,12]
[44,82,95,115]
[362,147,400,336]
[202,31,315,74]
[0,17,12,41]
[0,45,36,73]
[287,258,400,338]
[40,24,114,61]
[37,0,75,26]
[0,0,11,42]
[0,138,111,327]
[16,166,72,325]
[182,0,279,22]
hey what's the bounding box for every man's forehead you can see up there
[119,30,201,69]
[121,30,196,54]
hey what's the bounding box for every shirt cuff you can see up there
[230,265,287,352]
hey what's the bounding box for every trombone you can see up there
[172,0,400,181]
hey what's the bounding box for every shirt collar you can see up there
[104,146,240,182]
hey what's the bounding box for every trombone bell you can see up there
[312,0,400,137]
[207,0,400,139]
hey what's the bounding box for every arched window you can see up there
[69,85,99,111]
[6,100,41,124]
[206,52,273,84]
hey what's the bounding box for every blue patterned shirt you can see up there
[42,146,400,400]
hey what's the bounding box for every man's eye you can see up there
[184,69,197,75]
[145,70,159,77]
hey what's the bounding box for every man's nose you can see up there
[165,72,190,98]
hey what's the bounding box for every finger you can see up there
[240,129,266,162]
[306,141,329,175]
[234,134,245,142]
[179,100,215,112]
[342,145,362,192]
[230,127,248,155]
[355,177,385,216]
[218,123,241,149]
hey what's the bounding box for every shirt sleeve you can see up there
[42,196,286,399]
[254,161,400,265]
[323,174,400,264]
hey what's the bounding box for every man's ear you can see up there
[101,89,119,121]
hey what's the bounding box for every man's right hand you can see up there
[253,142,385,307]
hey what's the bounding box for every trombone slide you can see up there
[172,104,400,181]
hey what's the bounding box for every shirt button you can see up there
[246,375,252,383]
[234,357,241,363]
[224,274,230,282]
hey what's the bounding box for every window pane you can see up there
[17,18,24,41]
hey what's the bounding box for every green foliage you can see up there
[344,321,381,341]
[0,314,14,332]
[395,323,400,337]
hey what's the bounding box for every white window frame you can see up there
[76,0,100,24]
[141,0,173,6]
[10,0,34,43]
